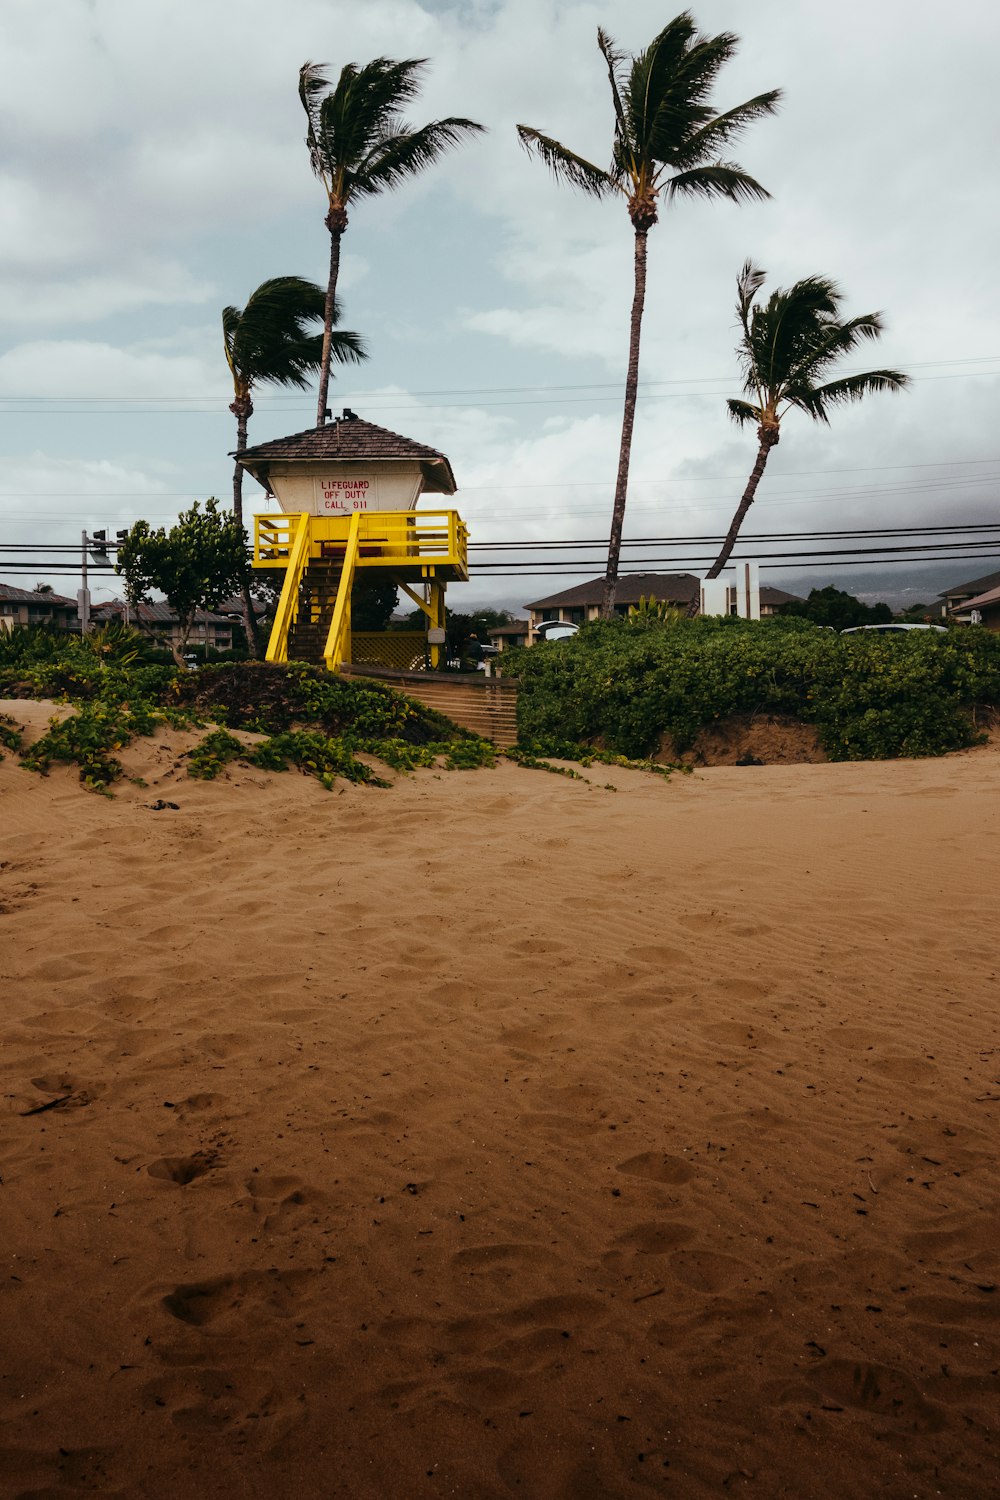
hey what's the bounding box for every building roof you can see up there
[93,600,233,626]
[0,582,77,607]
[526,573,702,610]
[939,567,1000,601]
[488,620,530,637]
[952,582,1000,612]
[524,574,802,611]
[236,412,457,495]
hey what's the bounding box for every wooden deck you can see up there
[342,665,519,748]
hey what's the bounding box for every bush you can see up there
[502,615,1000,761]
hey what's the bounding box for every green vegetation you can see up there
[116,500,247,666]
[503,615,1000,762]
[1,649,496,792]
[0,713,23,760]
[779,586,893,631]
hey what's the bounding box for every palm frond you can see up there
[626,13,702,156]
[664,161,770,202]
[727,397,762,427]
[516,126,617,198]
[353,116,486,197]
[735,260,766,330]
[785,310,885,385]
[596,27,630,144]
[224,275,365,391]
[789,368,909,421]
[299,61,331,179]
[322,57,429,169]
[671,89,781,169]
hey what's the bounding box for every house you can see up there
[934,567,1000,621]
[522,573,802,639]
[950,581,1000,631]
[92,600,235,653]
[487,619,531,652]
[0,583,78,632]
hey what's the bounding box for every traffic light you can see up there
[88,529,108,561]
[116,528,130,547]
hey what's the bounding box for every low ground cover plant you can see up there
[502,615,1000,761]
[4,651,492,791]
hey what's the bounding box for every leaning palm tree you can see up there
[224,275,366,654]
[518,15,780,616]
[703,261,909,581]
[299,57,484,428]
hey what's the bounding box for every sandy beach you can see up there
[1,706,998,1499]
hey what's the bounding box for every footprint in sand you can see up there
[616,1151,695,1186]
[148,1151,220,1185]
[161,1267,314,1327]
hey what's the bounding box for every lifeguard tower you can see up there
[240,410,468,672]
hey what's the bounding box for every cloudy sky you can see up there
[2,0,998,613]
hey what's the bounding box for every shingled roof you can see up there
[526,573,703,609]
[0,582,77,607]
[235,412,457,494]
[525,573,803,611]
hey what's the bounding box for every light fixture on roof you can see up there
[342,407,359,421]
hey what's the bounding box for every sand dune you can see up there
[1,710,998,1498]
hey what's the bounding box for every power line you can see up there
[2,352,998,404]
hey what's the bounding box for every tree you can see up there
[779,586,892,631]
[116,501,246,666]
[704,262,909,582]
[351,573,399,631]
[517,14,780,617]
[299,56,484,427]
[224,275,366,657]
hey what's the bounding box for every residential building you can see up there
[487,619,530,652]
[0,583,78,632]
[934,568,1000,621]
[950,582,1000,631]
[92,600,235,653]
[521,573,802,639]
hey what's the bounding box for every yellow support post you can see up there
[428,578,446,670]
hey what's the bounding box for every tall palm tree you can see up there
[298,56,484,428]
[703,261,909,582]
[224,275,366,654]
[517,14,780,616]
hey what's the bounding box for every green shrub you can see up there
[503,616,1000,761]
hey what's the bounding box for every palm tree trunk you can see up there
[705,426,779,580]
[230,400,260,658]
[601,228,648,618]
[316,216,344,427]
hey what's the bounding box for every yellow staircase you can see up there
[254,510,467,673]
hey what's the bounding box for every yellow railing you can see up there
[254,509,467,577]
[264,513,311,664]
[255,513,300,566]
[323,512,361,672]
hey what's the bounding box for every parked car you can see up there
[841,623,947,634]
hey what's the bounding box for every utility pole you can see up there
[79,531,90,633]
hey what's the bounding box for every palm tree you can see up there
[298,57,484,428]
[224,275,366,654]
[517,14,780,616]
[703,261,909,582]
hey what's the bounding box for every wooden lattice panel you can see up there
[350,633,428,672]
